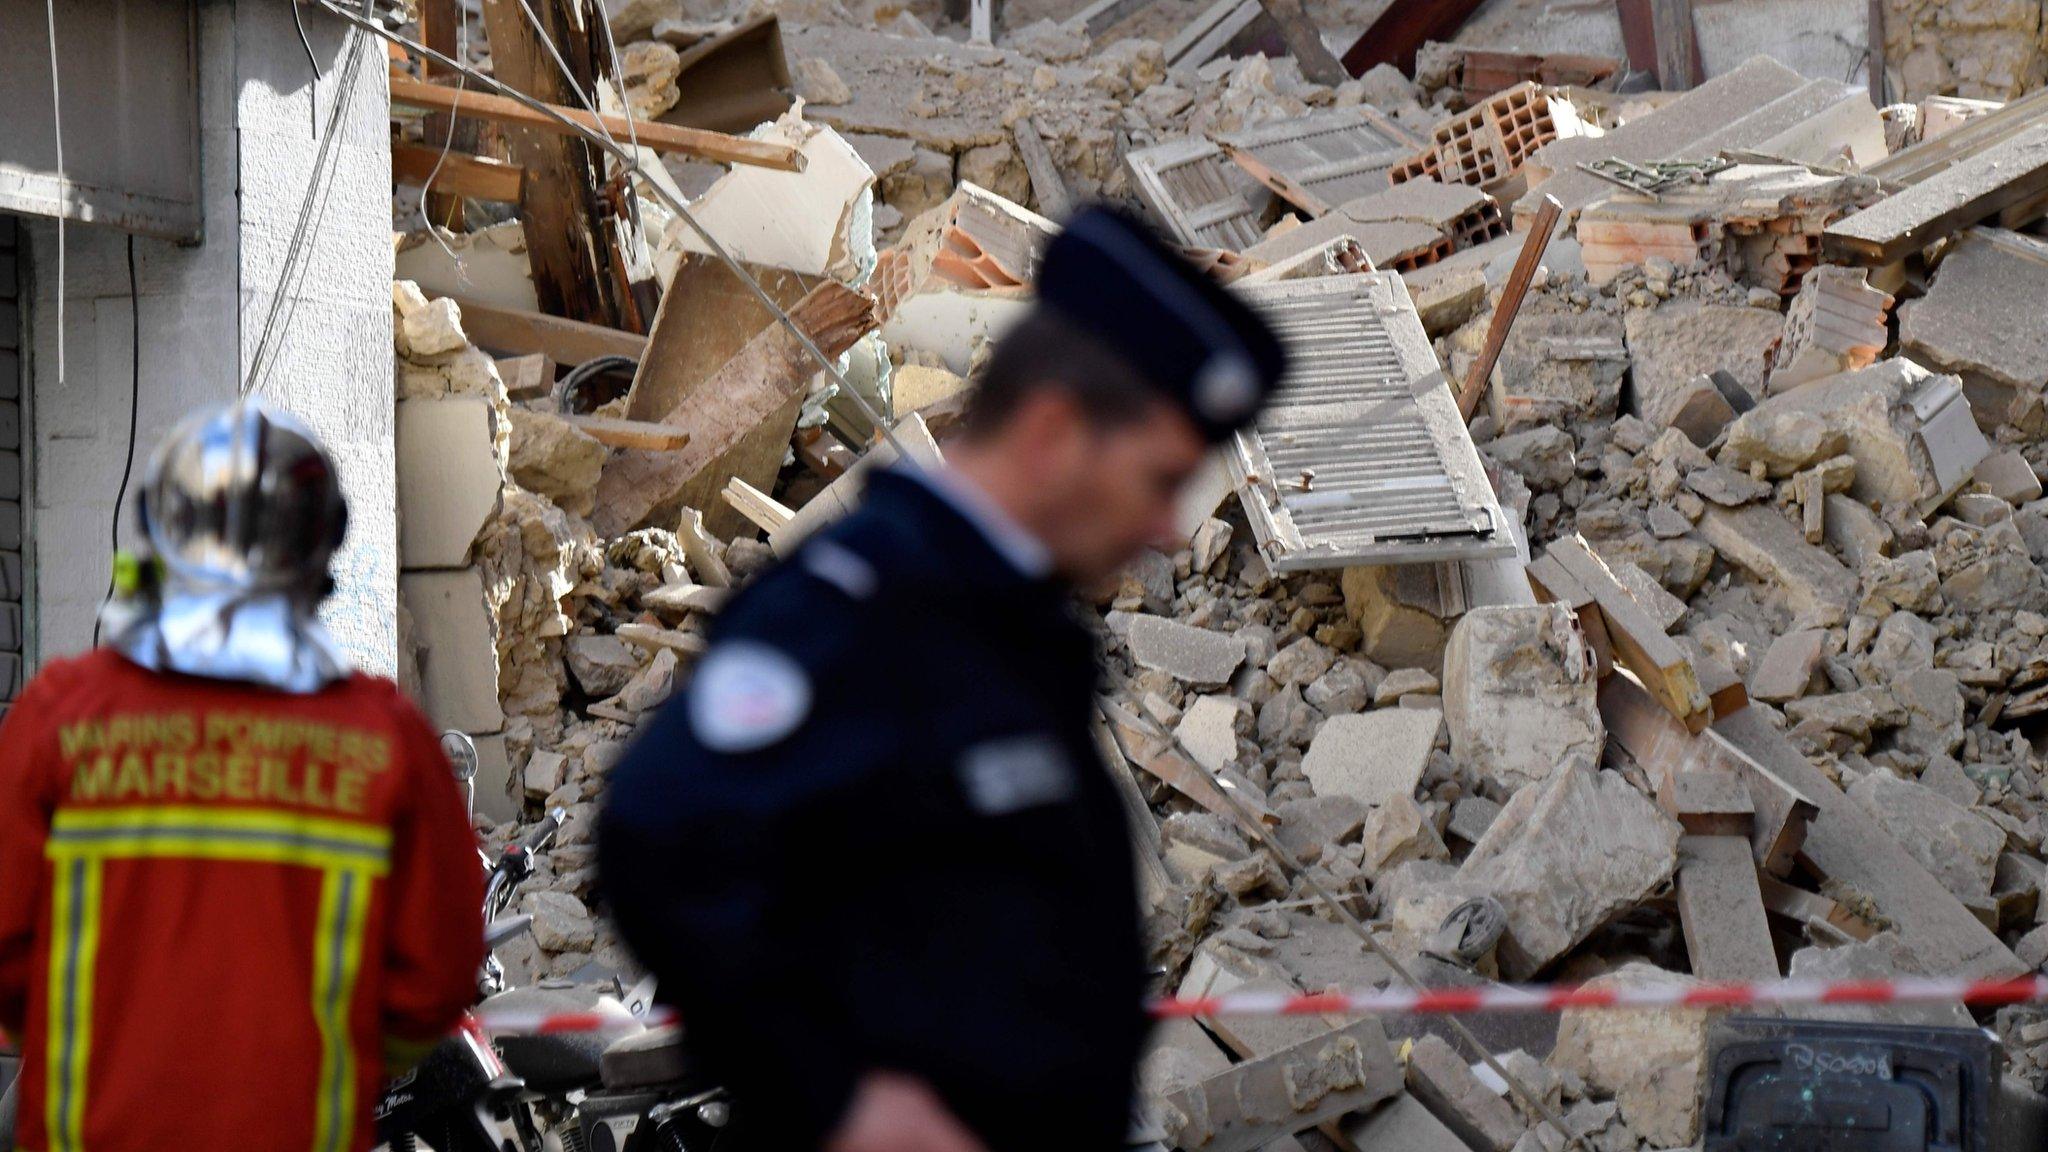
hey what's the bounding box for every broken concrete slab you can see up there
[1130,617,1247,688]
[1485,310,1628,431]
[1642,371,1737,449]
[1625,301,1785,417]
[1748,628,1827,703]
[1442,604,1602,795]
[1548,962,1713,1148]
[671,110,877,282]
[1901,229,2048,427]
[400,567,505,735]
[1342,564,1453,671]
[1341,1093,1469,1152]
[1848,769,2004,904]
[1302,708,1442,808]
[1155,1016,1403,1152]
[1675,834,1779,982]
[1695,504,1854,625]
[397,398,504,570]
[1713,707,2025,980]
[1457,764,1682,980]
[1177,694,1250,773]
[1976,448,2044,505]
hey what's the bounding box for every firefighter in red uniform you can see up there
[0,400,483,1152]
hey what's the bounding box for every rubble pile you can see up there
[385,0,2048,1145]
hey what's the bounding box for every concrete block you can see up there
[1695,505,1854,625]
[1176,694,1249,773]
[1458,765,1681,980]
[1302,708,1442,809]
[399,568,504,734]
[1642,372,1737,448]
[1749,628,1827,703]
[1549,962,1713,1147]
[1128,615,1246,686]
[397,398,503,570]
[1848,770,2003,904]
[1977,448,2043,505]
[507,407,607,518]
[1822,493,1893,566]
[1341,564,1452,671]
[675,113,877,282]
[1443,605,1602,795]
[1899,229,2048,426]
[1625,301,1785,415]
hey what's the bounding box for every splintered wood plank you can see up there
[592,282,877,536]
[392,141,526,203]
[563,415,690,450]
[451,296,647,364]
[389,75,806,170]
[1549,535,1709,731]
[1756,872,1880,941]
[723,477,795,534]
[1676,834,1778,981]
[1525,554,1613,676]
[1713,706,2026,979]
[1100,699,1275,838]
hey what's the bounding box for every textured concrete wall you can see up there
[21,2,395,673]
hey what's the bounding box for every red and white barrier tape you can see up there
[470,975,2048,1035]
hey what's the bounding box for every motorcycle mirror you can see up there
[440,731,479,783]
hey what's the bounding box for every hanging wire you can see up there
[43,0,64,391]
[244,0,380,398]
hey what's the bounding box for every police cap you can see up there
[1036,206,1287,443]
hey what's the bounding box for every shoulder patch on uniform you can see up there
[958,735,1077,815]
[801,541,879,601]
[689,641,813,753]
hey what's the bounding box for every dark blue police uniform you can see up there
[599,206,1287,1152]
[601,469,1143,1150]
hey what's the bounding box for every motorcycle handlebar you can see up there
[521,807,566,855]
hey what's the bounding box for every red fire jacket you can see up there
[0,649,483,1152]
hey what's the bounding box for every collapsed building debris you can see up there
[377,3,2048,1144]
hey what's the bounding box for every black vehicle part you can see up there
[486,985,641,1094]
[1703,1016,1998,1151]
[601,1024,695,1091]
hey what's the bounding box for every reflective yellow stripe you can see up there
[44,857,103,1152]
[47,806,390,875]
[310,867,373,1152]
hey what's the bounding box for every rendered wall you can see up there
[20,2,397,673]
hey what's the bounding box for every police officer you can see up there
[0,401,483,1152]
[599,207,1286,1152]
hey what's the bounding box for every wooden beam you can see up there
[1525,554,1614,676]
[1824,121,2048,265]
[445,296,646,364]
[1676,834,1779,981]
[1339,0,1488,79]
[1650,0,1700,90]
[392,141,526,203]
[1256,0,1348,87]
[1011,116,1073,219]
[722,477,795,535]
[1690,728,1814,879]
[1714,706,2026,980]
[1548,535,1710,731]
[1757,872,1880,942]
[563,415,691,450]
[1866,0,1887,106]
[592,282,878,536]
[1098,699,1276,838]
[389,75,805,172]
[615,621,710,657]
[471,0,642,330]
[1662,769,1753,836]
[1458,195,1562,421]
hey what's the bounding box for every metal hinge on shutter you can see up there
[1226,273,1512,570]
